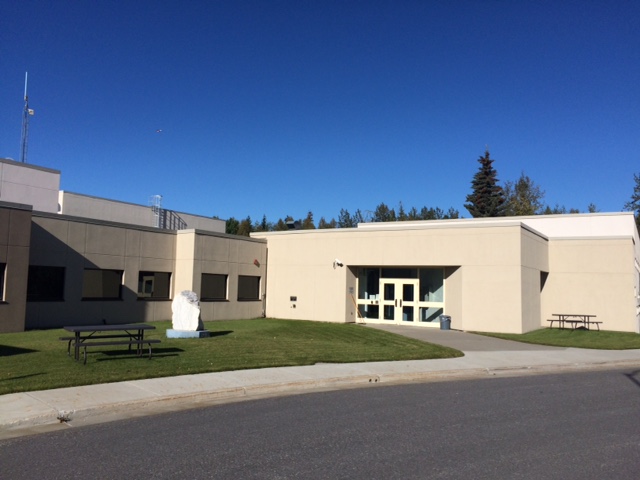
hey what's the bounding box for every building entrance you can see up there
[356,267,445,327]
[381,279,419,323]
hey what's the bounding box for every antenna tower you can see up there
[20,72,34,163]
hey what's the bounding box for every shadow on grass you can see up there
[0,373,45,382]
[91,347,185,362]
[208,330,233,337]
[0,345,39,356]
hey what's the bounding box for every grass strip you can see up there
[477,328,640,350]
[0,319,462,395]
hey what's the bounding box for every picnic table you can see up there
[61,324,160,364]
[547,314,602,331]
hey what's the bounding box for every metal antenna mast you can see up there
[20,72,34,163]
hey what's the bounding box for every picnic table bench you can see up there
[61,324,160,364]
[547,314,602,331]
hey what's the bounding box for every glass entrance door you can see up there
[356,267,445,327]
[381,279,419,323]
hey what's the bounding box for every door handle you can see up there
[399,299,402,307]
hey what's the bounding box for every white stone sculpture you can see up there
[172,290,201,331]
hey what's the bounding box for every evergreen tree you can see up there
[397,202,407,221]
[464,150,506,217]
[543,204,580,215]
[318,217,337,229]
[624,173,640,230]
[419,207,436,220]
[253,214,271,232]
[225,217,240,235]
[373,202,396,222]
[273,215,294,231]
[353,209,365,224]
[444,207,460,219]
[273,218,288,231]
[301,211,316,229]
[337,209,354,228]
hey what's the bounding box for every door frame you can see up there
[380,278,419,324]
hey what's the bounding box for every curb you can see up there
[3,359,640,439]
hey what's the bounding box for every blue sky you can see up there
[1,1,639,223]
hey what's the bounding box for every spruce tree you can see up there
[225,217,240,235]
[337,209,354,228]
[301,211,316,229]
[464,150,506,217]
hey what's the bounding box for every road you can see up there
[2,368,640,479]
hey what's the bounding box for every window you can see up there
[27,266,65,301]
[201,274,227,301]
[381,268,418,279]
[82,269,123,300]
[0,263,5,301]
[137,271,171,299]
[419,269,444,302]
[237,275,260,301]
[358,268,380,300]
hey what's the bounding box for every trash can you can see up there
[439,315,451,330]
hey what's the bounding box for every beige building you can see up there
[1,158,638,335]
[253,213,640,334]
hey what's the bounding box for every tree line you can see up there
[226,150,640,235]
[225,203,460,236]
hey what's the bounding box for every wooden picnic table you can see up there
[547,314,602,331]
[61,324,159,364]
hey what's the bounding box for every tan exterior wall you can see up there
[174,230,197,296]
[0,158,60,213]
[523,213,633,238]
[24,216,266,329]
[543,237,639,332]
[443,266,462,328]
[2,200,636,334]
[175,230,267,321]
[520,228,550,332]
[0,202,32,332]
[257,215,640,334]
[254,223,547,333]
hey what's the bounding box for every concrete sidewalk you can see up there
[2,326,640,439]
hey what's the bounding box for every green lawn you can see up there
[0,319,462,395]
[478,328,640,350]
